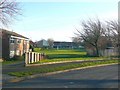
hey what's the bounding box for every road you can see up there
[3,64,119,88]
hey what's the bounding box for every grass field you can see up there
[33,48,109,63]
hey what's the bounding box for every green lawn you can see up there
[34,48,86,54]
[33,48,109,63]
[2,60,23,65]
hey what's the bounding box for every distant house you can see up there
[0,29,30,60]
[53,41,78,49]
[29,40,37,49]
[36,39,49,48]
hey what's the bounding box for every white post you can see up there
[35,53,37,62]
[37,53,39,62]
[28,52,31,64]
[31,52,34,63]
[25,52,28,65]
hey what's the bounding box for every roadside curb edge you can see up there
[3,63,118,85]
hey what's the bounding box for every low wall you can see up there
[100,48,118,56]
[25,52,45,65]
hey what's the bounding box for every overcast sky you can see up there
[6,0,118,42]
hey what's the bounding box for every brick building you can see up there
[0,29,30,60]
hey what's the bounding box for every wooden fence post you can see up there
[25,52,28,65]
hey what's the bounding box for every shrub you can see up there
[10,55,25,61]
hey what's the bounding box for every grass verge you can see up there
[2,55,24,65]
[2,60,23,65]
[33,57,110,64]
[8,59,118,77]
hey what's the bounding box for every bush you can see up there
[10,55,25,61]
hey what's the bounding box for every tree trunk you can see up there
[95,46,99,57]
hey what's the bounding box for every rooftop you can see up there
[0,28,29,39]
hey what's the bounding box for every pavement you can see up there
[2,64,119,88]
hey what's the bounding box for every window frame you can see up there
[10,37,15,44]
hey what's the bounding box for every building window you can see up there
[10,38,15,43]
[17,39,21,43]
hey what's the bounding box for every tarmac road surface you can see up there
[3,64,119,88]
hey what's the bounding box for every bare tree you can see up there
[106,20,120,56]
[75,19,106,56]
[47,38,54,49]
[72,37,81,43]
[106,20,118,44]
[0,0,21,26]
[72,37,83,47]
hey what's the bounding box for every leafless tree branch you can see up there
[74,19,107,56]
[0,0,21,26]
